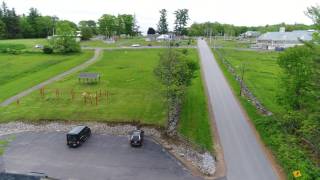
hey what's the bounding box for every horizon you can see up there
[3,0,319,34]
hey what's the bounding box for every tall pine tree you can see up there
[158,9,168,34]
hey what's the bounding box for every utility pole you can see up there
[239,63,246,96]
[209,28,212,46]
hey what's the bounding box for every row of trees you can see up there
[154,48,197,136]
[277,5,320,171]
[0,2,66,39]
[188,22,315,37]
[148,9,190,36]
[0,1,140,40]
[98,14,139,39]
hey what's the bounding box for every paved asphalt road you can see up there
[197,39,278,180]
[2,132,201,180]
[0,48,102,107]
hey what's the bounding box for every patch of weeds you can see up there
[0,135,16,156]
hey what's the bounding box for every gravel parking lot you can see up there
[2,132,201,180]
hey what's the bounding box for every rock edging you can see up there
[215,49,272,116]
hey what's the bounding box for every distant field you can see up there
[0,39,47,51]
[214,48,281,112]
[208,39,252,49]
[0,38,196,50]
[0,51,93,102]
[81,37,196,48]
[0,49,212,151]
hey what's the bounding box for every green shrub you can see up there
[181,49,188,55]
[43,45,53,54]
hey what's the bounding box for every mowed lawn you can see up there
[0,39,47,51]
[211,39,252,49]
[0,49,213,150]
[0,51,94,102]
[179,67,212,151]
[215,49,282,112]
[81,37,196,48]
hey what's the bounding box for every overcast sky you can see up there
[4,0,319,33]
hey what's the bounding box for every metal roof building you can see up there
[256,30,315,50]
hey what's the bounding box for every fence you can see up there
[214,49,272,116]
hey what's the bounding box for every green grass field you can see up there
[0,39,47,51]
[0,51,94,102]
[179,67,213,151]
[0,49,167,123]
[209,39,252,49]
[213,48,320,179]
[81,38,164,47]
[0,37,196,50]
[0,49,212,150]
[215,49,282,112]
[81,37,196,48]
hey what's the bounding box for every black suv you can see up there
[129,130,144,147]
[67,126,91,147]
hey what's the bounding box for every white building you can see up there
[47,31,82,42]
[241,31,261,38]
[256,29,315,50]
[156,34,175,41]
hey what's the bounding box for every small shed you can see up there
[78,73,100,83]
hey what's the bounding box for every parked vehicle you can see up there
[34,44,43,49]
[131,44,141,47]
[275,47,285,51]
[67,126,91,147]
[129,130,144,147]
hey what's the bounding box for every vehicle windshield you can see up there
[67,135,77,141]
[131,135,140,141]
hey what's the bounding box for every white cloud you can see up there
[4,0,319,33]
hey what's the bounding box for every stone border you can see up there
[0,122,215,177]
[214,49,272,116]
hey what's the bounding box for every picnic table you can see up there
[78,73,100,83]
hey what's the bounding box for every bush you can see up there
[50,37,81,54]
[175,42,180,47]
[43,45,53,54]
[181,49,188,55]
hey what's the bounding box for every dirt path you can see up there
[0,48,102,107]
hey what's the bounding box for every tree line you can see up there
[147,9,189,36]
[98,14,139,39]
[188,22,315,37]
[0,1,140,40]
[0,2,79,39]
